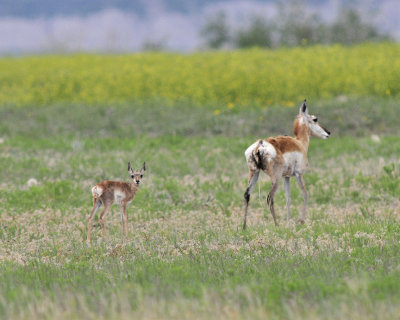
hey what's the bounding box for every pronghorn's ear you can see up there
[300,99,308,115]
[141,162,146,172]
[128,162,131,171]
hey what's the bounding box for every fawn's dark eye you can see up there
[140,175,143,178]
[313,118,318,122]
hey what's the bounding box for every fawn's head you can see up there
[128,162,146,186]
[295,100,330,139]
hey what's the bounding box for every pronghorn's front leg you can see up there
[267,177,281,226]
[87,200,102,242]
[119,203,126,236]
[243,169,260,230]
[284,177,291,221]
[295,174,308,223]
[121,202,128,236]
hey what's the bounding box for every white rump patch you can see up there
[92,185,103,197]
[258,142,277,159]
[245,140,276,162]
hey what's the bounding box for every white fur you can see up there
[282,151,307,176]
[309,122,329,139]
[92,185,103,197]
[114,189,126,204]
[244,140,276,162]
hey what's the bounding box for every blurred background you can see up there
[1,0,399,54]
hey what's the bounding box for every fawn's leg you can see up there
[99,205,111,238]
[119,202,128,237]
[284,177,291,221]
[87,200,101,242]
[122,202,128,236]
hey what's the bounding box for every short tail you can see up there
[91,185,103,205]
[252,140,265,170]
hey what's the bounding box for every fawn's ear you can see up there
[141,162,146,173]
[128,162,131,171]
[299,99,308,115]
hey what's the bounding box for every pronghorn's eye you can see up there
[313,118,318,122]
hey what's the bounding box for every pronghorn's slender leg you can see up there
[295,174,308,223]
[87,200,102,242]
[122,201,128,236]
[243,170,260,230]
[99,205,111,238]
[267,177,281,226]
[119,203,125,236]
[284,177,291,221]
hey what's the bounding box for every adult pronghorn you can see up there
[243,100,330,229]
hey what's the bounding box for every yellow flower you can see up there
[213,109,221,115]
[386,89,390,95]
[287,101,295,107]
[227,102,234,109]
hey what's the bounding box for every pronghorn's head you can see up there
[128,162,146,186]
[296,100,330,139]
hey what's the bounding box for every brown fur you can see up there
[243,101,330,229]
[267,135,306,156]
[94,181,138,206]
[87,163,145,242]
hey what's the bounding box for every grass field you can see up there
[1,91,400,319]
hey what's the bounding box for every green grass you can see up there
[0,98,400,319]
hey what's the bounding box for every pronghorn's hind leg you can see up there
[243,169,260,230]
[295,173,308,224]
[284,177,291,221]
[267,177,281,226]
[87,199,102,242]
[99,205,111,239]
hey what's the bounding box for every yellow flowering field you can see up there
[0,43,399,107]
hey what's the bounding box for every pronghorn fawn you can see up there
[87,162,146,241]
[243,100,330,229]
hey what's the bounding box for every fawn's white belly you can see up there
[114,190,126,204]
